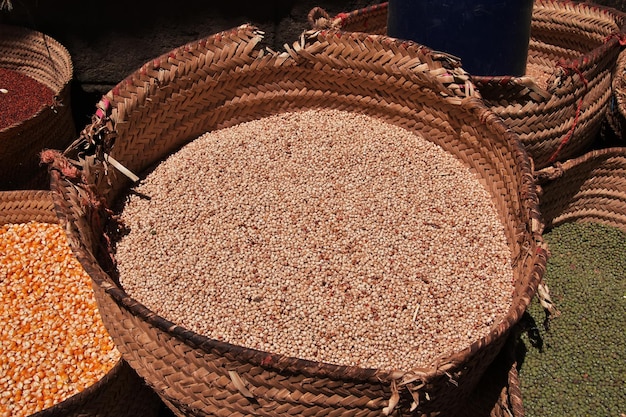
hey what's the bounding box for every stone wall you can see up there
[1,0,382,129]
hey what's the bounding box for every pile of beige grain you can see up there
[115,108,513,372]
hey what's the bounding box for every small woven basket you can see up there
[0,24,76,190]
[49,25,546,416]
[0,190,162,417]
[535,147,626,232]
[309,0,626,169]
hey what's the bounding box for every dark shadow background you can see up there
[1,0,382,133]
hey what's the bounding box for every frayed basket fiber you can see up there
[309,0,626,169]
[0,190,162,417]
[0,25,76,190]
[49,25,546,416]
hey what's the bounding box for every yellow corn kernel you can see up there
[0,221,121,416]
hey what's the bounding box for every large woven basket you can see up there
[309,0,626,169]
[0,24,76,190]
[535,147,626,232]
[0,190,162,417]
[48,25,546,416]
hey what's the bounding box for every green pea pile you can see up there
[519,221,626,417]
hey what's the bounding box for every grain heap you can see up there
[520,222,626,417]
[0,221,121,416]
[115,108,514,372]
[0,68,54,130]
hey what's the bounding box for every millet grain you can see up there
[115,108,513,372]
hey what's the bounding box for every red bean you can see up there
[0,68,54,130]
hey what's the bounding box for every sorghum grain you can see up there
[0,68,54,130]
[0,221,121,417]
[115,108,513,372]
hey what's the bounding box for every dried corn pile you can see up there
[0,221,121,417]
[115,108,514,372]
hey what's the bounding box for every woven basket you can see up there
[587,1,626,140]
[535,147,626,232]
[0,190,162,417]
[0,24,76,190]
[48,25,546,417]
[309,0,626,169]
[609,47,626,139]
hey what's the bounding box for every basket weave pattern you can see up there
[609,49,626,138]
[50,25,546,416]
[0,25,76,190]
[310,0,626,169]
[536,147,626,232]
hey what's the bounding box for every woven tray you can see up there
[0,190,162,417]
[48,25,546,417]
[309,0,626,169]
[535,147,626,232]
[0,24,76,190]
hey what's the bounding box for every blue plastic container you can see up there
[387,0,534,76]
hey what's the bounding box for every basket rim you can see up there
[311,0,626,98]
[535,146,626,233]
[0,23,74,94]
[50,25,547,387]
[535,146,626,184]
[0,190,57,224]
[0,23,74,137]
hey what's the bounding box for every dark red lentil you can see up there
[0,68,54,130]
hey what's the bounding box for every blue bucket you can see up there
[387,0,534,76]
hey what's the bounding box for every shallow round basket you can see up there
[0,24,76,190]
[309,0,626,169]
[49,25,546,417]
[536,147,626,232]
[0,190,162,417]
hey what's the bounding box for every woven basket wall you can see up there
[309,0,626,170]
[585,1,626,140]
[0,190,162,417]
[0,24,76,190]
[48,25,546,417]
[535,147,626,232]
[609,49,626,139]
